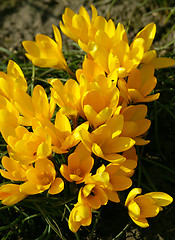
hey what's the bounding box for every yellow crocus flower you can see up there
[121,104,151,145]
[134,23,175,68]
[22,25,73,75]
[40,112,89,154]
[60,5,98,44]
[125,188,173,228]
[0,184,27,206]
[118,63,160,104]
[14,85,55,126]
[68,202,92,233]
[60,142,94,184]
[78,184,108,210]
[0,60,27,102]
[49,78,84,123]
[0,156,31,181]
[82,74,120,128]
[80,114,135,162]
[19,158,64,195]
[86,164,132,203]
[0,110,52,165]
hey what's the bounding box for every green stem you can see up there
[112,220,132,240]
[31,64,35,94]
[34,203,66,240]
[66,66,76,79]
[0,216,22,231]
[89,212,100,240]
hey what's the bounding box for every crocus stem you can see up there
[31,64,35,94]
[66,67,76,79]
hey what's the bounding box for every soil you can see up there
[0,0,175,239]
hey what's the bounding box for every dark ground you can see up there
[0,0,175,239]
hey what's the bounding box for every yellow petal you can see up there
[134,23,156,52]
[139,93,160,102]
[55,112,71,133]
[105,190,120,203]
[22,41,41,57]
[122,121,138,137]
[130,215,149,228]
[103,137,135,153]
[15,88,34,118]
[110,175,132,191]
[134,137,150,145]
[125,188,142,206]
[79,128,92,152]
[103,153,125,163]
[128,200,141,219]
[135,195,159,218]
[60,164,72,182]
[141,50,157,64]
[152,57,175,69]
[20,181,40,195]
[145,192,173,207]
[32,85,50,119]
[92,143,104,158]
[1,186,26,206]
[52,25,62,48]
[48,177,64,194]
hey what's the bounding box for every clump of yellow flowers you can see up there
[0,5,174,234]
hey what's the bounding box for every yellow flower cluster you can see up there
[0,5,173,233]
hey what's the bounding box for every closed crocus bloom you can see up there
[90,164,132,203]
[0,184,27,205]
[118,64,160,104]
[49,78,84,123]
[134,23,175,68]
[82,75,120,128]
[60,5,98,44]
[0,60,27,102]
[76,58,106,83]
[121,104,151,145]
[68,202,92,233]
[0,156,30,181]
[80,114,135,163]
[22,25,74,75]
[20,158,64,195]
[125,188,173,228]
[14,85,55,126]
[60,142,94,183]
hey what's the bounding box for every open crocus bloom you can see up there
[78,184,108,209]
[19,158,64,195]
[125,188,173,227]
[60,142,94,184]
[80,114,135,162]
